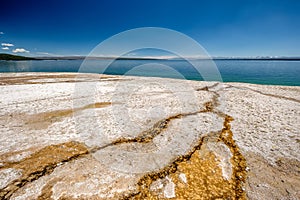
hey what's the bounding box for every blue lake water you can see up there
[0,59,299,86]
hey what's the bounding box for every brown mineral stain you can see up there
[0,146,40,164]
[0,74,122,85]
[1,83,248,199]
[219,115,247,199]
[165,115,248,200]
[141,143,236,200]
[37,178,59,200]
[0,141,89,200]
[24,102,112,129]
[123,115,247,200]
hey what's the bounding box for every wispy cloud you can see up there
[126,52,137,56]
[36,52,50,55]
[0,32,4,35]
[12,48,30,53]
[1,43,14,47]
[36,52,63,56]
[1,47,9,50]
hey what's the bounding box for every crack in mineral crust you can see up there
[119,86,248,200]
[36,83,247,199]
[121,115,247,200]
[0,141,89,200]
[228,84,300,104]
[95,111,205,147]
[1,79,248,199]
[0,100,213,199]
[196,82,220,92]
[89,101,214,154]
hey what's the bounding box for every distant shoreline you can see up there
[1,53,300,61]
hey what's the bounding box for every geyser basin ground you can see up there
[0,73,299,199]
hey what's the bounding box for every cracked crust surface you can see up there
[0,73,299,199]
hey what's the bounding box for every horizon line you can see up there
[1,53,300,61]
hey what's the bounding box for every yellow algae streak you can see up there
[169,150,235,199]
[141,146,239,200]
[125,115,247,200]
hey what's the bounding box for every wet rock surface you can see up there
[0,73,299,199]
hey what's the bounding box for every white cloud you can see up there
[1,47,9,50]
[12,48,30,53]
[0,32,4,35]
[1,43,14,47]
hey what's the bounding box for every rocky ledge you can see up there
[0,73,299,200]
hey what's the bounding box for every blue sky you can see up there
[1,0,299,57]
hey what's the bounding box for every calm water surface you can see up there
[0,59,299,86]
